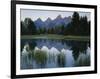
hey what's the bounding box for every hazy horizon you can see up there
[21,9,90,21]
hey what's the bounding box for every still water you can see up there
[21,39,90,69]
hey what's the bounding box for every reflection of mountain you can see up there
[34,15,71,29]
[21,39,90,69]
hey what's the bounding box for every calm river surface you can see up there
[21,39,90,69]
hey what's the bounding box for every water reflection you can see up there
[57,53,66,67]
[21,39,90,69]
[71,41,88,60]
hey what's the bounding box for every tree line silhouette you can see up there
[21,12,90,36]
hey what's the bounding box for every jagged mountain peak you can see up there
[56,15,62,19]
[36,18,43,22]
[46,17,52,22]
[34,15,72,29]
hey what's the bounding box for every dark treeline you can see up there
[21,12,90,36]
[64,12,90,36]
[21,18,36,35]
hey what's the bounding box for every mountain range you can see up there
[34,15,72,29]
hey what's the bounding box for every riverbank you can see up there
[21,34,90,41]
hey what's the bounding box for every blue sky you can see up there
[21,9,90,21]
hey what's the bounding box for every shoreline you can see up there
[21,34,90,41]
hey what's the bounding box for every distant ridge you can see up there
[34,15,72,29]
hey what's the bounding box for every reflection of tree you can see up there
[21,40,37,69]
[33,50,47,68]
[21,39,37,56]
[28,40,37,50]
[57,53,66,67]
[22,39,37,49]
[71,41,89,60]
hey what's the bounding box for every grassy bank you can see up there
[21,34,90,41]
